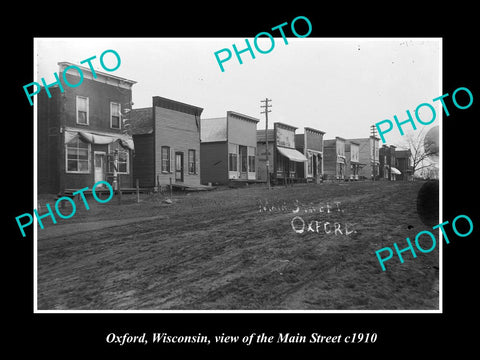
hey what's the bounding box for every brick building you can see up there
[379,144,400,180]
[37,62,136,194]
[200,111,259,185]
[395,149,413,181]
[130,96,203,189]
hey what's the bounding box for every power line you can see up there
[370,124,378,181]
[260,98,272,189]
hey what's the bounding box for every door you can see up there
[175,152,184,182]
[94,152,106,184]
[338,162,345,179]
[239,145,247,179]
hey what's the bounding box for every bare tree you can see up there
[400,127,439,177]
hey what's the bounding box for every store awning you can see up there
[277,146,308,162]
[79,131,117,145]
[391,167,401,175]
[65,129,135,151]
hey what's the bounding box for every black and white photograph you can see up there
[8,6,478,356]
[32,37,442,311]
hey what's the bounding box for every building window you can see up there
[248,155,255,172]
[188,149,196,174]
[107,142,129,174]
[277,153,284,171]
[110,102,121,129]
[289,160,295,174]
[66,136,90,173]
[307,154,313,175]
[229,153,238,171]
[76,96,89,125]
[161,146,170,173]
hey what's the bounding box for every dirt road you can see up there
[37,181,439,310]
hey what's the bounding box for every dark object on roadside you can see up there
[416,180,439,227]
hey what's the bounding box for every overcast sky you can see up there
[35,37,441,148]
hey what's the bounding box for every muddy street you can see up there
[37,181,439,310]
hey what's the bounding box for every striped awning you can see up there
[65,129,134,151]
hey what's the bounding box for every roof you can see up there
[395,149,412,157]
[152,96,203,116]
[304,127,326,135]
[130,107,153,135]
[347,137,377,145]
[57,62,137,86]
[274,122,298,131]
[324,136,346,145]
[227,111,260,123]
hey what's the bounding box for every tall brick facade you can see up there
[37,62,136,194]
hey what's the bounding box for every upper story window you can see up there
[76,96,89,125]
[111,102,121,129]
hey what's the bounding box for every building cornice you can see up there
[58,62,137,89]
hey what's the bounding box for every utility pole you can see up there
[370,124,378,181]
[261,98,272,190]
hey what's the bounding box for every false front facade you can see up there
[200,111,259,185]
[295,127,325,183]
[345,141,361,180]
[131,96,203,189]
[257,122,307,184]
[323,137,347,180]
